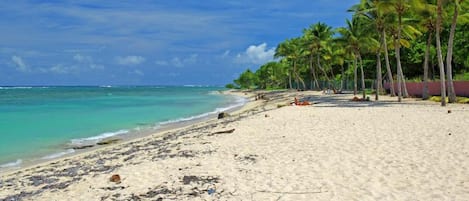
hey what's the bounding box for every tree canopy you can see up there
[228,0,468,104]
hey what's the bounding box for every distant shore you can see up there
[1,90,469,200]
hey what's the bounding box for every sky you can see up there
[0,0,355,86]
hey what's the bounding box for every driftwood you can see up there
[208,129,235,136]
[72,144,95,150]
[97,138,121,145]
[351,96,370,102]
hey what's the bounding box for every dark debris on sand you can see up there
[1,91,286,201]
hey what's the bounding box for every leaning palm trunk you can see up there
[296,72,306,90]
[353,57,358,96]
[340,64,345,91]
[309,53,320,90]
[293,61,306,90]
[317,54,333,91]
[375,52,383,100]
[382,30,396,96]
[394,39,403,102]
[401,73,409,97]
[359,54,366,99]
[422,31,432,100]
[446,4,458,103]
[395,14,409,102]
[293,61,299,90]
[436,0,446,106]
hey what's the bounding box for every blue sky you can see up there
[1,0,355,86]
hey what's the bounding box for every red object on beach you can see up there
[294,97,310,106]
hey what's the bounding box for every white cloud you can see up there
[157,54,198,68]
[155,60,169,66]
[73,54,104,70]
[222,50,230,57]
[171,57,184,67]
[236,43,275,65]
[11,55,30,72]
[116,55,146,65]
[73,54,91,62]
[46,64,78,74]
[185,54,198,63]
[133,69,144,76]
[89,64,104,70]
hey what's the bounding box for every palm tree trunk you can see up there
[294,60,306,90]
[288,71,292,89]
[359,54,366,99]
[293,61,299,90]
[376,52,382,100]
[436,0,446,106]
[422,31,432,100]
[401,73,409,97]
[317,54,332,86]
[353,57,358,96]
[340,64,345,91]
[395,38,403,102]
[309,53,320,90]
[382,30,396,96]
[395,14,407,102]
[296,71,306,90]
[446,4,458,103]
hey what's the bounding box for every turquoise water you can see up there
[0,86,243,167]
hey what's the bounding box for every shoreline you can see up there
[0,90,250,174]
[0,89,263,178]
[1,90,468,200]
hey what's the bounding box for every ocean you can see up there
[0,86,244,169]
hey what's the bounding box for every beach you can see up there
[1,90,469,200]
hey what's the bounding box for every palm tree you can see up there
[275,41,293,89]
[337,20,358,96]
[350,0,387,100]
[302,28,320,89]
[338,17,378,99]
[274,38,306,90]
[330,41,348,92]
[303,22,334,90]
[380,0,424,101]
[446,0,466,103]
[435,0,446,106]
[415,0,437,100]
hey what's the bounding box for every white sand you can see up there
[1,91,469,200]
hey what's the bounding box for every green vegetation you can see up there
[454,72,469,81]
[429,96,469,104]
[228,0,469,105]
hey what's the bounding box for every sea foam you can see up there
[159,96,247,125]
[69,129,129,145]
[0,159,22,168]
[41,149,75,160]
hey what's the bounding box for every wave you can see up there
[0,86,51,90]
[159,96,247,125]
[0,86,33,90]
[183,85,210,88]
[0,159,22,168]
[69,129,129,145]
[41,149,75,160]
[208,90,223,95]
